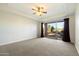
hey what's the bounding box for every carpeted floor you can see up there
[0,38,78,56]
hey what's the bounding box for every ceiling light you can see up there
[32,5,47,16]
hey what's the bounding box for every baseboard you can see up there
[75,44,79,54]
[0,37,37,46]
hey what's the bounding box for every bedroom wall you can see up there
[0,10,40,45]
[69,15,75,43]
[75,4,79,54]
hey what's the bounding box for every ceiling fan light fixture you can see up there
[32,5,47,16]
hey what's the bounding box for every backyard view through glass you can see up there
[47,22,64,39]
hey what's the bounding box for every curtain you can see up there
[62,18,70,42]
[41,23,44,37]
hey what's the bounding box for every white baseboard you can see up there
[0,37,37,46]
[75,44,79,54]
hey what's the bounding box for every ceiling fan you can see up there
[32,6,47,16]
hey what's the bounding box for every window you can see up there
[47,21,64,39]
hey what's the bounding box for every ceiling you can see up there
[0,3,77,22]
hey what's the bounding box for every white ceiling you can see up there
[0,3,77,22]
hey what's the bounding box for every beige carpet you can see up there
[0,38,78,56]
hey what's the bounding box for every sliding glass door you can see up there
[47,21,64,39]
[47,23,57,38]
[56,22,64,39]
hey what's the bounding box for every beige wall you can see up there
[0,10,40,45]
[69,15,75,43]
[75,4,79,54]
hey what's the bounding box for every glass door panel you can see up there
[56,22,64,39]
[47,23,57,39]
[47,21,64,39]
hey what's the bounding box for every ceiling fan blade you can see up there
[42,12,47,13]
[40,7,44,9]
[32,8,36,10]
[32,8,39,12]
[33,12,36,14]
[39,14,42,16]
